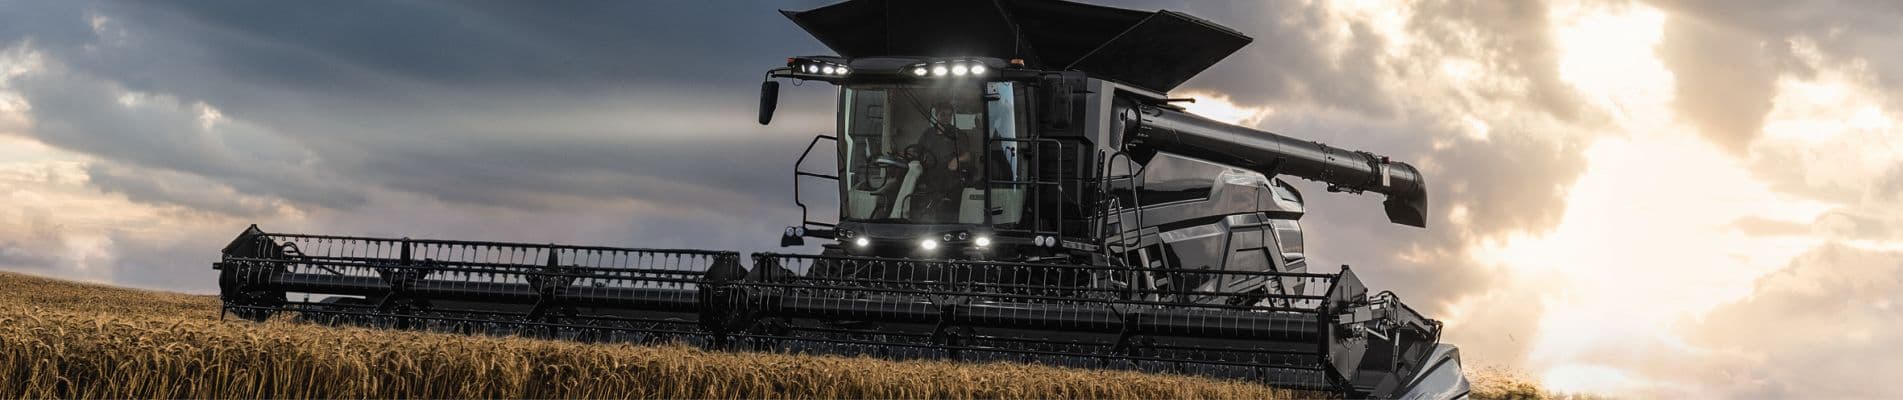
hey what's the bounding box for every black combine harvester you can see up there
[215,1,1470,398]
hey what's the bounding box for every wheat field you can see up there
[0,271,1310,399]
[0,271,1555,399]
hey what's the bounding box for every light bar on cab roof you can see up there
[787,57,849,77]
[909,59,987,79]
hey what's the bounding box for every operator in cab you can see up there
[910,101,978,221]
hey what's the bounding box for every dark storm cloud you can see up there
[0,1,92,47]
[83,162,286,218]
[0,0,852,290]
[60,1,835,105]
[1,0,850,215]
[9,66,364,210]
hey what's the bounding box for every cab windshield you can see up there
[839,82,1027,225]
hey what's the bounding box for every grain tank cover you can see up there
[781,0,1252,92]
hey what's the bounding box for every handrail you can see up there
[986,137,1074,239]
[793,134,840,232]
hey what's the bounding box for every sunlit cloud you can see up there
[1550,0,1672,126]
[1478,131,1829,396]
[1177,91,1273,127]
[1459,0,1902,396]
[1753,45,1903,200]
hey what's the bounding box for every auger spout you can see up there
[1121,103,1429,227]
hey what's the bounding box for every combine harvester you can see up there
[214,1,1469,398]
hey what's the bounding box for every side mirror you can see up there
[758,80,780,125]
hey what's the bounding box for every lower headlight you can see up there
[919,239,939,250]
[973,237,991,247]
[854,237,870,247]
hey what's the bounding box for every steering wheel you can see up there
[900,144,938,169]
[855,147,928,193]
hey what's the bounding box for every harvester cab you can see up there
[215,1,1469,398]
[763,1,1428,262]
[765,55,1047,258]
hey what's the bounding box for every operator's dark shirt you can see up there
[917,125,972,190]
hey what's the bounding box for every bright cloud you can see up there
[1177,91,1274,127]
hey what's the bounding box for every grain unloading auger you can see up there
[215,0,1469,398]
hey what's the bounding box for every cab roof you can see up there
[781,0,1252,93]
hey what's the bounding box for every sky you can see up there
[1,0,1898,398]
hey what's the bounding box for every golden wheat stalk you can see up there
[0,272,1313,399]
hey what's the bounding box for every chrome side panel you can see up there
[1398,344,1472,400]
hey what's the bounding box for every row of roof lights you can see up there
[910,61,986,77]
[796,60,850,76]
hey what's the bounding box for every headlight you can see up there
[854,237,870,247]
[835,66,850,75]
[919,239,939,250]
[822,66,836,74]
[974,237,991,247]
[970,65,987,75]
[951,64,969,76]
[931,65,948,76]
[912,67,927,76]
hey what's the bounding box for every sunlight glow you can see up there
[1482,128,1830,398]
[1329,0,1413,57]
[1177,91,1272,127]
[1463,2,1865,396]
[1551,0,1671,124]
